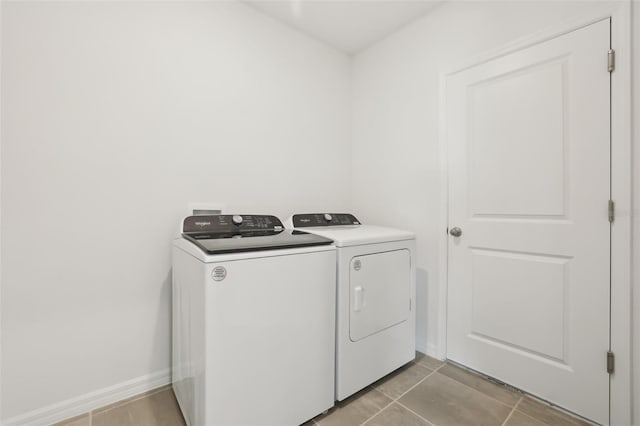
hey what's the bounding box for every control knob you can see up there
[232,215,243,225]
[324,213,333,222]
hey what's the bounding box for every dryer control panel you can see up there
[292,213,360,227]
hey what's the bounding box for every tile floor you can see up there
[54,353,592,426]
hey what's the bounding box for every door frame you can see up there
[436,3,632,424]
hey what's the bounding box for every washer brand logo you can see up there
[353,260,362,271]
[195,221,211,227]
[211,266,227,281]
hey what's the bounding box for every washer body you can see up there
[287,213,416,401]
[172,215,336,426]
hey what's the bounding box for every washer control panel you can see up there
[292,213,360,227]
[183,215,283,234]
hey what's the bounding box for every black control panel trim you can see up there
[182,215,334,254]
[292,213,360,228]
[183,215,283,234]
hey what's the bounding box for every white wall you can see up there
[0,0,3,422]
[350,0,638,417]
[2,0,637,423]
[0,1,351,421]
[632,1,639,422]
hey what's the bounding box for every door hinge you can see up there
[608,200,615,223]
[608,49,615,72]
[607,351,615,374]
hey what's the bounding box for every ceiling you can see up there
[243,0,443,54]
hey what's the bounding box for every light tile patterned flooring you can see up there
[54,353,592,426]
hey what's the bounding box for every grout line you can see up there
[433,363,446,373]
[507,406,556,426]
[90,385,170,417]
[395,401,436,426]
[436,366,523,410]
[519,393,598,425]
[446,360,522,394]
[371,360,524,426]
[415,360,447,372]
[444,362,594,425]
[373,362,442,402]
[359,363,442,426]
[501,396,523,426]
[360,365,441,426]
[360,400,396,426]
[356,386,397,426]
[396,363,444,399]
[378,366,443,426]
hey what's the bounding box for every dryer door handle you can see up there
[353,286,364,312]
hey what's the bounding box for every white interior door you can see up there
[446,19,610,424]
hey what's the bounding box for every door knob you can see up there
[449,227,462,237]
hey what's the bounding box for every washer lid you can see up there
[182,215,333,254]
[295,225,415,247]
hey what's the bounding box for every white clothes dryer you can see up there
[172,214,336,426]
[286,213,416,401]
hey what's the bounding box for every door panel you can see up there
[469,59,567,217]
[349,250,410,342]
[470,249,568,361]
[446,19,610,424]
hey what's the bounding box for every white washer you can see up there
[286,213,416,401]
[172,214,336,426]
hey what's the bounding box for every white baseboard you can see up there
[3,369,171,426]
[416,339,445,361]
[426,342,442,360]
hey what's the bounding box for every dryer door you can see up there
[349,249,411,342]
